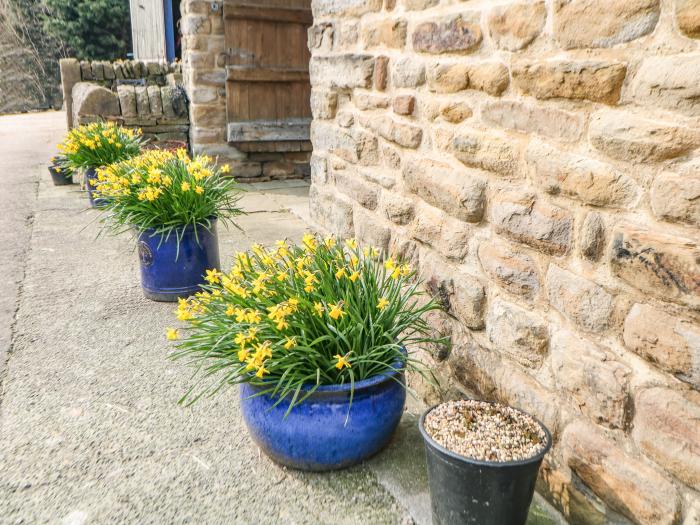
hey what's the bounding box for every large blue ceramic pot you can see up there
[137,220,221,302]
[240,360,407,471]
[84,167,106,207]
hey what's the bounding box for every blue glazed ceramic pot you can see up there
[240,359,407,471]
[137,220,221,302]
[84,167,106,207]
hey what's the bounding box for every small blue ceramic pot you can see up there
[84,167,106,207]
[137,220,221,302]
[240,358,407,471]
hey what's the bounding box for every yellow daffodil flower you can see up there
[334,354,351,370]
[377,297,390,311]
[284,337,296,350]
[328,302,345,320]
[166,328,179,340]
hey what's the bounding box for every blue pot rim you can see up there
[138,217,219,238]
[418,400,553,468]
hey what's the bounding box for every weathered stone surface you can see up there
[487,298,548,368]
[580,212,606,261]
[439,102,472,123]
[373,55,389,90]
[466,62,510,96]
[562,421,680,525]
[632,55,700,116]
[391,57,425,87]
[481,101,584,143]
[353,92,389,110]
[310,55,374,89]
[392,95,415,115]
[623,303,700,387]
[552,330,630,428]
[309,185,354,238]
[354,207,391,252]
[420,251,485,329]
[677,0,700,38]
[147,85,163,117]
[610,225,700,309]
[334,170,380,210]
[650,171,700,226]
[190,103,225,128]
[335,21,359,47]
[311,121,378,165]
[526,139,640,208]
[358,114,422,148]
[513,60,627,104]
[380,192,414,225]
[361,18,407,48]
[478,242,540,299]
[633,387,700,489]
[310,89,338,119]
[426,63,469,93]
[589,109,700,162]
[310,155,328,185]
[312,0,382,18]
[308,23,334,51]
[403,158,485,222]
[553,0,661,49]
[453,129,520,176]
[134,86,151,117]
[547,265,614,333]
[412,202,470,261]
[116,85,137,118]
[487,1,546,51]
[72,83,120,122]
[491,191,573,255]
[412,16,482,54]
[403,0,438,10]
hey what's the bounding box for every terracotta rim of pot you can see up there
[418,400,553,468]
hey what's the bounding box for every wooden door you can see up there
[223,0,312,149]
[130,0,166,62]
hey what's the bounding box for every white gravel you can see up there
[424,400,547,462]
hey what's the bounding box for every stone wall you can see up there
[60,58,189,145]
[307,0,700,523]
[180,0,312,181]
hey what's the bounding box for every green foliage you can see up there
[169,235,443,411]
[43,0,131,61]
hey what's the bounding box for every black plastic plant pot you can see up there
[419,403,552,525]
[48,165,72,186]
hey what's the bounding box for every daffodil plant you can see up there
[168,234,443,412]
[93,149,243,242]
[58,121,143,170]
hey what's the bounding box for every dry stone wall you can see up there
[308,0,700,522]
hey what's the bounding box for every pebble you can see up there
[424,400,547,462]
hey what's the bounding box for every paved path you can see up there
[0,112,563,525]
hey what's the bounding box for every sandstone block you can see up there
[487,1,546,51]
[310,55,374,89]
[562,421,680,525]
[335,21,359,47]
[190,103,225,128]
[547,265,614,333]
[412,202,470,261]
[553,0,660,49]
[147,85,163,117]
[633,387,700,489]
[486,298,548,368]
[353,93,389,110]
[391,57,426,87]
[380,192,414,225]
[632,55,700,116]
[452,129,520,176]
[310,155,328,185]
[354,207,391,252]
[589,109,700,162]
[403,158,485,222]
[579,212,606,261]
[623,303,700,387]
[426,63,469,93]
[439,102,472,123]
[310,89,338,119]
[481,100,584,142]
[677,0,700,37]
[412,16,482,54]
[526,139,639,208]
[551,330,630,428]
[468,62,510,96]
[262,161,295,178]
[513,60,627,104]
[134,86,151,117]
[491,191,573,255]
[392,95,415,115]
[334,170,380,210]
[403,0,438,9]
[374,56,389,90]
[308,23,334,51]
[310,186,355,238]
[610,225,700,309]
[312,0,382,17]
[116,85,137,118]
[359,115,422,148]
[478,242,540,299]
[181,15,211,35]
[72,83,120,122]
[650,171,700,226]
[311,121,378,165]
[361,18,407,48]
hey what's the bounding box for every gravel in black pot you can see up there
[419,400,552,525]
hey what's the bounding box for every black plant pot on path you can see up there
[48,165,72,186]
[419,402,552,525]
